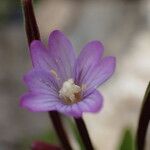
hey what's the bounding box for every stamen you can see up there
[59,79,81,104]
[81,84,86,91]
[50,69,59,80]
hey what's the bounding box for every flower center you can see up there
[59,79,81,104]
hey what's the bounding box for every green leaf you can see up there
[118,128,135,150]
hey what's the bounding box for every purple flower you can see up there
[20,30,116,117]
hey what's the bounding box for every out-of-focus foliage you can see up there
[0,0,20,25]
[118,128,135,150]
[0,0,39,26]
[65,117,85,150]
[20,129,59,150]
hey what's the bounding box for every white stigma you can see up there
[59,79,81,103]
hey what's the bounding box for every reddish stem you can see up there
[136,82,150,150]
[74,117,94,150]
[22,1,72,149]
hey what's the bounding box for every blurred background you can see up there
[0,0,150,149]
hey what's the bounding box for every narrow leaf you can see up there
[118,128,134,150]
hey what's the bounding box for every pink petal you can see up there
[84,56,116,89]
[48,30,76,81]
[75,43,116,89]
[20,92,61,112]
[23,69,59,95]
[30,40,53,71]
[74,41,104,85]
[57,90,103,118]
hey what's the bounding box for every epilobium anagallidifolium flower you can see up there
[20,30,116,117]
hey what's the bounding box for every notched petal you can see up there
[74,40,104,84]
[23,69,59,95]
[20,92,60,112]
[48,30,76,80]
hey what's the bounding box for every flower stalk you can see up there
[136,82,150,150]
[49,111,72,150]
[22,0,40,45]
[22,0,72,149]
[75,117,94,150]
